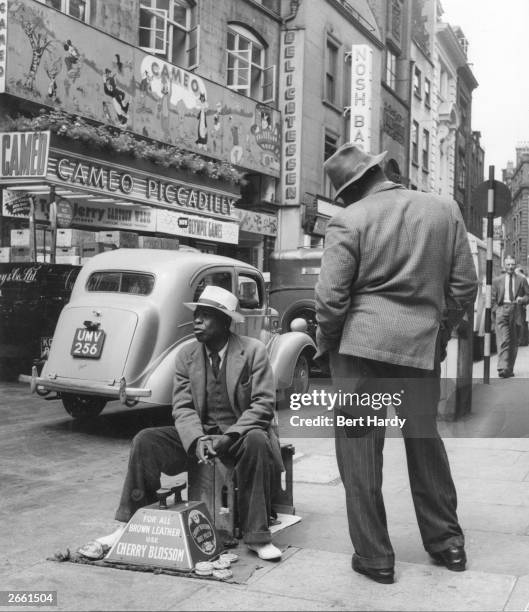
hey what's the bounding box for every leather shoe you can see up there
[498,370,506,378]
[430,545,466,571]
[352,557,394,584]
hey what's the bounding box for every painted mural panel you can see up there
[5,0,280,177]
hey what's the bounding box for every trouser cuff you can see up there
[353,551,395,569]
[243,529,272,546]
[426,535,465,554]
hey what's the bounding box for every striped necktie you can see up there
[210,351,221,378]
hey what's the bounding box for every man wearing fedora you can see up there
[315,143,477,584]
[79,285,283,561]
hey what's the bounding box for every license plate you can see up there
[40,336,53,358]
[71,328,106,359]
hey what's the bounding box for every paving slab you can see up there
[172,583,350,611]
[251,548,516,611]
[292,454,341,484]
[0,561,204,611]
[447,447,529,482]
[271,512,352,556]
[504,574,529,611]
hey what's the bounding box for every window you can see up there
[457,149,466,189]
[325,36,339,105]
[139,0,199,69]
[192,272,232,301]
[40,0,90,21]
[226,25,275,102]
[413,66,421,98]
[385,49,397,89]
[411,120,419,165]
[422,128,429,170]
[323,131,339,199]
[424,77,431,107]
[238,274,263,309]
[87,272,155,295]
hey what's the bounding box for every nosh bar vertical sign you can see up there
[350,45,373,152]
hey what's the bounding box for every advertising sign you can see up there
[5,0,280,177]
[279,29,304,205]
[47,153,238,221]
[105,501,220,571]
[350,45,373,151]
[2,188,33,216]
[0,131,50,179]
[0,0,6,93]
[157,209,239,244]
[2,189,157,232]
[236,209,277,236]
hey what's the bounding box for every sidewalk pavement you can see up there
[2,346,529,611]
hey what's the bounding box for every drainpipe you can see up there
[283,0,301,23]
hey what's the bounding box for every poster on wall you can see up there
[5,0,280,177]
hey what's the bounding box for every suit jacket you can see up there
[172,333,282,468]
[315,181,478,370]
[491,273,529,326]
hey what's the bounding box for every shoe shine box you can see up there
[105,500,221,571]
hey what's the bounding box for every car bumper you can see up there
[28,368,152,404]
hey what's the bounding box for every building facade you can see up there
[504,144,529,266]
[0,0,484,268]
[408,0,436,192]
[0,0,284,268]
[275,0,384,250]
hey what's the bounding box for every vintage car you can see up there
[29,249,315,418]
[269,247,322,342]
[0,262,80,381]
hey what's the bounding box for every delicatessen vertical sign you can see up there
[280,28,304,206]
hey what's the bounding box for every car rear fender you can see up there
[141,336,196,406]
[267,332,316,389]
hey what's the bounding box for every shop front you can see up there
[0,0,281,265]
[0,137,247,262]
[301,194,344,247]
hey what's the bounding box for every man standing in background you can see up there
[492,256,529,376]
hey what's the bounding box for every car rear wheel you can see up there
[289,352,310,395]
[62,394,107,419]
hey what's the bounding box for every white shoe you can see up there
[95,525,126,548]
[248,543,282,560]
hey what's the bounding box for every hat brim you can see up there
[335,150,388,199]
[184,302,245,323]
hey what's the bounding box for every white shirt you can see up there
[504,273,515,303]
[205,342,228,369]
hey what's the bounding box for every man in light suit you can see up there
[80,286,283,561]
[492,256,529,377]
[315,144,477,584]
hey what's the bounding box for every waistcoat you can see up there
[204,351,234,433]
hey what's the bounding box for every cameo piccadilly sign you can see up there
[49,153,237,219]
[0,131,50,179]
